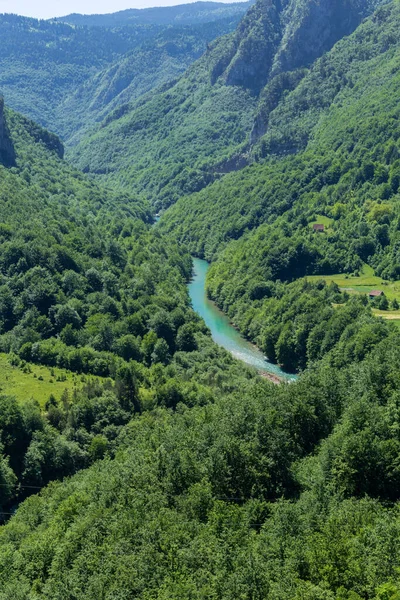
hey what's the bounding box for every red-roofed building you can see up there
[368,290,384,299]
[313,223,325,232]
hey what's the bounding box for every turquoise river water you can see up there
[188,257,296,381]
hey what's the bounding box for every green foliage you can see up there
[3,329,400,596]
[70,0,385,207]
[0,12,244,143]
[0,107,209,384]
[0,101,261,516]
[3,1,400,597]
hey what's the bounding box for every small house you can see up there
[313,223,325,232]
[368,290,384,300]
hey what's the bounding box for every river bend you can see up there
[188,258,296,382]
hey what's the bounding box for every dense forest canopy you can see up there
[2,0,400,598]
[158,1,400,376]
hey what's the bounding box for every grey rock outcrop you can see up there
[0,97,16,167]
[215,0,384,95]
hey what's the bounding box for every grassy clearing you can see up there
[309,215,334,229]
[385,319,400,328]
[0,353,107,407]
[372,309,400,320]
[307,265,400,301]
[307,265,400,320]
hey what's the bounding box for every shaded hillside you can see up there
[0,15,152,136]
[0,97,15,167]
[70,0,385,207]
[69,38,256,207]
[0,12,243,142]
[61,19,245,144]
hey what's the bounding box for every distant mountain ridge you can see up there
[54,1,253,27]
[0,7,244,142]
[60,17,245,144]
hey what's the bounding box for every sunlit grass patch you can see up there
[0,353,106,407]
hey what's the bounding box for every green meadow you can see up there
[307,265,400,319]
[0,353,106,407]
[308,215,334,229]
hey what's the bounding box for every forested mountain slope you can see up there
[70,0,386,207]
[0,10,244,142]
[0,98,262,510]
[56,1,252,27]
[2,102,400,598]
[2,126,400,596]
[3,2,400,596]
[163,0,400,262]
[62,19,242,144]
[160,0,400,372]
[0,15,147,137]
[70,42,256,205]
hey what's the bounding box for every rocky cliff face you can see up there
[27,120,64,160]
[250,67,306,142]
[211,0,285,93]
[0,97,16,167]
[270,0,380,77]
[212,0,385,96]
[224,0,284,93]
[211,0,387,145]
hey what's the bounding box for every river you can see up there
[188,258,296,382]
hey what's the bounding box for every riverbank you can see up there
[259,371,284,385]
[188,257,297,383]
